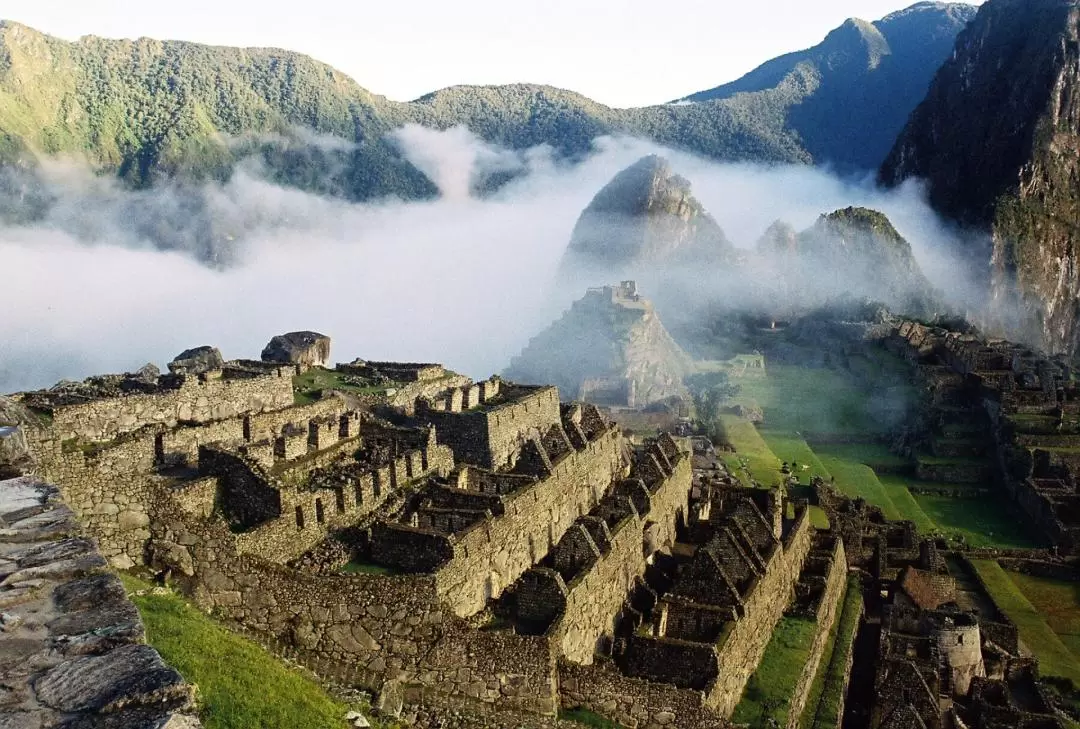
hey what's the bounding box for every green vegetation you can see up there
[558,708,624,728]
[1006,571,1080,660]
[809,506,831,530]
[292,369,392,405]
[911,494,1038,549]
[718,414,782,487]
[759,430,832,484]
[816,450,903,521]
[120,574,395,729]
[734,365,886,439]
[969,560,1080,684]
[0,5,977,232]
[801,576,863,729]
[731,617,818,726]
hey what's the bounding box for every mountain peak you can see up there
[560,156,732,278]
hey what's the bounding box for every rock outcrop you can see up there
[753,208,941,318]
[261,331,331,367]
[559,155,734,282]
[881,0,1080,353]
[168,346,225,375]
[0,476,202,728]
[505,282,692,408]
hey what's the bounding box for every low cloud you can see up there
[0,128,987,393]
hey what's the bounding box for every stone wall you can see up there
[559,660,729,729]
[1,476,202,728]
[153,502,560,716]
[42,367,295,442]
[420,385,562,470]
[245,397,350,444]
[433,426,626,616]
[35,431,159,568]
[551,454,692,664]
[785,538,848,729]
[206,441,455,564]
[707,506,814,717]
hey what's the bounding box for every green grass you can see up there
[801,576,863,729]
[969,561,1080,684]
[558,708,624,728]
[913,495,1038,549]
[810,506,831,530]
[734,365,888,438]
[718,415,783,488]
[816,450,903,521]
[876,475,938,535]
[120,574,392,729]
[731,617,818,726]
[809,443,909,472]
[760,430,832,484]
[293,369,391,406]
[1006,571,1080,661]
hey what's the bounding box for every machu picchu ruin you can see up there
[3,307,1080,729]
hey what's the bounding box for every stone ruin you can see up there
[5,319,1076,728]
[0,331,858,729]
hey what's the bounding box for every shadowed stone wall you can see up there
[433,425,626,616]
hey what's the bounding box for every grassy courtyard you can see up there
[1006,571,1080,662]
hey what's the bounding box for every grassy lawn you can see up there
[810,443,909,472]
[760,430,832,484]
[731,617,818,727]
[1007,571,1080,661]
[913,495,1038,549]
[293,369,391,405]
[734,365,885,438]
[969,561,1080,684]
[121,575,392,729]
[719,414,782,488]
[875,475,938,535]
[558,708,624,728]
[801,576,863,729]
[816,450,903,521]
[810,506,831,530]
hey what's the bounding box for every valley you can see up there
[3,0,1080,727]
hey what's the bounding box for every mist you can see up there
[0,127,986,394]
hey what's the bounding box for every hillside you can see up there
[0,19,805,201]
[504,282,692,408]
[679,2,977,171]
[880,0,1080,354]
[0,3,975,216]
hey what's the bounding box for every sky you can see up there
[1,0,982,108]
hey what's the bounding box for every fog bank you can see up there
[0,128,982,393]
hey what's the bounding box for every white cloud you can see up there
[0,128,987,393]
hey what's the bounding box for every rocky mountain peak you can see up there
[881,0,1080,353]
[560,155,732,279]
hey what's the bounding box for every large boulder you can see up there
[167,347,224,375]
[261,331,331,367]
